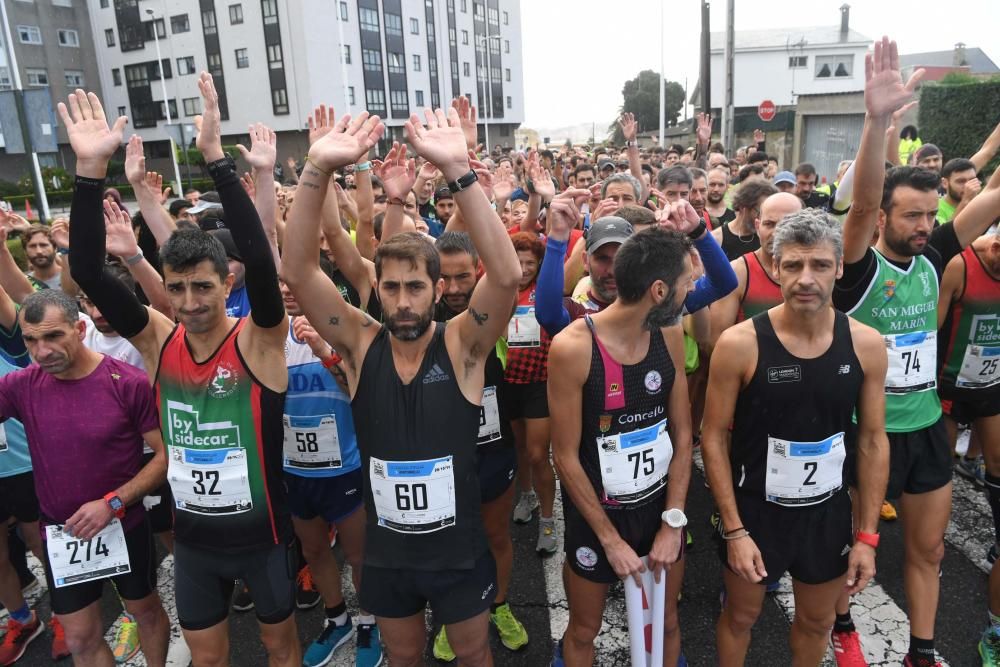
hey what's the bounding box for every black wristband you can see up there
[447,169,478,193]
[687,220,707,240]
[206,155,237,179]
[74,175,103,189]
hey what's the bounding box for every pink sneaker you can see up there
[831,628,868,667]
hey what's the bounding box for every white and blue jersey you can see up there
[0,322,32,477]
[282,318,360,478]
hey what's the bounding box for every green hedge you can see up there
[919,77,1000,175]
[2,177,220,213]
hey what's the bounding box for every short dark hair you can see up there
[373,211,386,240]
[573,163,595,178]
[614,228,692,304]
[159,227,230,281]
[747,151,768,164]
[20,224,52,250]
[22,288,79,325]
[665,147,680,157]
[105,261,136,295]
[657,165,693,189]
[900,125,918,141]
[375,231,440,283]
[615,205,656,228]
[794,162,817,177]
[881,166,941,214]
[733,179,778,211]
[689,167,707,182]
[737,163,766,183]
[435,231,479,266]
[539,150,554,161]
[941,158,977,180]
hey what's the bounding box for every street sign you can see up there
[758,100,777,122]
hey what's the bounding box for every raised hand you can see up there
[194,72,225,161]
[144,171,164,198]
[56,89,127,169]
[962,177,982,202]
[547,188,591,242]
[123,135,146,185]
[307,104,338,147]
[240,172,257,199]
[404,107,472,181]
[308,109,384,173]
[237,122,278,172]
[864,36,924,118]
[292,316,330,358]
[451,96,478,151]
[662,200,702,234]
[1,211,30,234]
[696,112,713,145]
[591,197,619,221]
[492,162,516,202]
[619,112,638,143]
[103,199,140,258]
[49,217,70,250]
[470,156,494,201]
[529,162,555,200]
[374,142,416,201]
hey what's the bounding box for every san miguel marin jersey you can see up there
[157,319,291,552]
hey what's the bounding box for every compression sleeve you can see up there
[685,232,738,313]
[206,157,284,329]
[68,176,150,339]
[536,237,571,336]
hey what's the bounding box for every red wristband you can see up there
[854,530,879,549]
[321,353,342,369]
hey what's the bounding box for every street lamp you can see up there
[145,8,184,197]
[475,33,500,154]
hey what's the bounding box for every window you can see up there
[410,17,419,34]
[117,106,126,118]
[815,54,853,78]
[229,4,243,24]
[507,95,512,109]
[142,19,165,40]
[504,39,509,53]
[52,0,73,6]
[413,54,421,71]
[26,69,48,86]
[365,88,386,113]
[387,52,404,75]
[57,29,79,47]
[160,99,177,120]
[788,55,807,69]
[100,0,109,6]
[503,10,509,24]
[267,44,283,68]
[461,30,468,45]
[448,27,456,45]
[177,56,196,75]
[235,48,249,68]
[415,90,424,107]
[201,10,216,34]
[0,68,10,91]
[474,3,484,18]
[348,86,355,105]
[339,1,348,20]
[342,45,351,64]
[359,8,379,32]
[463,61,470,77]
[17,26,42,44]
[261,0,278,24]
[171,14,190,33]
[207,52,222,75]
[272,88,288,114]
[451,61,458,77]
[124,63,149,87]
[385,13,402,36]
[363,49,382,72]
[112,68,121,85]
[105,28,115,46]
[64,70,84,87]
[505,68,510,81]
[460,0,467,10]
[183,97,200,116]
[390,89,407,114]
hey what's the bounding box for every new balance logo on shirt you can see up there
[423,364,450,384]
[838,364,851,375]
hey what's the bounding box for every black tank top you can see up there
[731,311,863,507]
[352,322,486,570]
[577,316,675,511]
[478,347,515,452]
[720,221,760,261]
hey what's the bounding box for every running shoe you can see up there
[980,627,1000,666]
[537,521,557,555]
[831,627,867,666]
[432,625,455,662]
[356,623,383,667]
[50,617,69,661]
[490,602,528,651]
[988,543,999,566]
[957,456,986,487]
[232,583,254,612]
[901,655,941,667]
[0,613,43,666]
[112,613,140,664]
[880,501,898,522]
[513,491,538,524]
[296,566,321,610]
[302,617,353,667]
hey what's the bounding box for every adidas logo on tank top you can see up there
[422,363,450,384]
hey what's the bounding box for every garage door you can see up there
[801,114,864,184]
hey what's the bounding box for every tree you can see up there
[608,70,685,143]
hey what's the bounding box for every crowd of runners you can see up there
[0,33,995,667]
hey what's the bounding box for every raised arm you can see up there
[0,219,36,303]
[375,142,418,242]
[952,162,1000,248]
[842,37,923,264]
[237,123,281,272]
[103,201,173,318]
[321,179,375,308]
[534,189,589,336]
[124,137,176,247]
[620,112,648,202]
[970,119,1000,173]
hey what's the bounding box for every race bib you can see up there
[508,306,540,348]
[765,432,845,506]
[46,519,130,588]
[477,386,501,445]
[283,414,343,469]
[884,331,936,394]
[369,456,456,534]
[169,446,252,515]
[957,344,1000,389]
[597,419,672,504]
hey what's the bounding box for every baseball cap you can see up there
[186,191,222,215]
[774,171,796,186]
[434,186,453,201]
[198,211,226,231]
[585,216,633,252]
[914,144,942,162]
[168,199,191,217]
[208,228,242,263]
[597,158,615,172]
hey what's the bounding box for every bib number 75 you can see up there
[627,449,655,479]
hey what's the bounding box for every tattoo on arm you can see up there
[469,307,489,326]
[328,316,339,326]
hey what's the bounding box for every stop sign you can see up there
[758,100,776,122]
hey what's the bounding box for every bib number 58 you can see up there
[295,432,319,453]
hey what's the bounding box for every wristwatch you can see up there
[447,169,479,194]
[104,492,126,520]
[662,508,688,528]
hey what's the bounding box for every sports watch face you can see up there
[108,496,125,512]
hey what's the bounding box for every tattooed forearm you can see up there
[469,307,488,326]
[328,316,340,326]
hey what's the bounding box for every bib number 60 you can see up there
[395,483,428,511]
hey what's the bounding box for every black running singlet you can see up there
[720,222,760,262]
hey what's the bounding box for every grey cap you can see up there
[773,170,796,185]
[186,191,222,214]
[586,216,633,253]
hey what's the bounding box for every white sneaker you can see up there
[513,491,538,524]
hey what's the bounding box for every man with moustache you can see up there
[706,166,736,228]
[22,226,61,290]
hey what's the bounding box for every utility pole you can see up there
[0,1,49,222]
[146,9,184,197]
[700,1,711,123]
[658,0,665,147]
[722,0,735,156]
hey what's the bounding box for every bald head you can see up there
[757,192,805,259]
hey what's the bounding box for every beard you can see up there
[947,185,962,202]
[29,253,54,268]
[644,287,685,330]
[883,222,928,257]
[385,303,435,341]
[707,192,724,205]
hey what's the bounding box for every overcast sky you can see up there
[519,0,1000,130]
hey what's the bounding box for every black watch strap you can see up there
[687,220,707,240]
[447,169,479,193]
